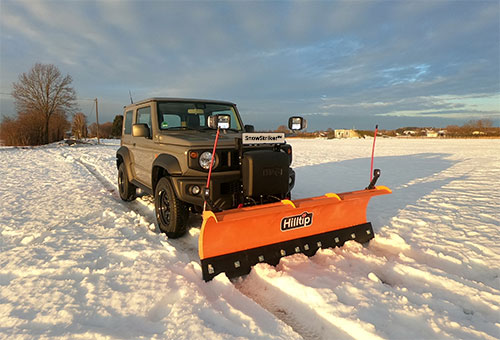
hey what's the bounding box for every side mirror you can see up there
[132,123,150,138]
[288,116,307,131]
[208,114,231,129]
[244,124,255,132]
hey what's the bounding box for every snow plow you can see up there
[199,116,391,281]
[200,186,391,280]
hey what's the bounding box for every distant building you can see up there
[403,130,416,136]
[334,129,358,138]
[426,130,438,138]
[472,131,486,136]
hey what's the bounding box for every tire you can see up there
[118,163,136,201]
[155,177,189,238]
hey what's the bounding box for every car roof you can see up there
[125,97,236,110]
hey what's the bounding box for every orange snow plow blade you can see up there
[199,185,392,281]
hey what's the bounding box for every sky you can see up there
[0,0,499,131]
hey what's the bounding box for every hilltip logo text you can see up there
[280,212,313,232]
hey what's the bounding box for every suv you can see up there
[116,98,297,238]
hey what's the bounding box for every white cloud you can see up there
[380,64,430,85]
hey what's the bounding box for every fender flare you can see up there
[152,154,182,190]
[116,146,134,180]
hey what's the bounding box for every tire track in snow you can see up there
[61,149,205,264]
[233,270,375,340]
[233,252,387,340]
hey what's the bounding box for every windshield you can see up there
[157,102,242,131]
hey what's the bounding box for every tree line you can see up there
[275,120,499,138]
[380,119,499,137]
[0,63,123,146]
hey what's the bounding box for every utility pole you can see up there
[95,98,100,144]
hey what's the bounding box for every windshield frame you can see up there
[156,101,244,132]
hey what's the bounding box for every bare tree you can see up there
[12,63,76,144]
[72,112,88,139]
[0,109,70,146]
[50,110,71,141]
[99,122,113,139]
[0,116,18,146]
[88,122,98,138]
[88,121,113,139]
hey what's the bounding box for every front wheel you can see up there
[154,177,189,238]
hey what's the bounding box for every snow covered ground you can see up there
[0,138,499,339]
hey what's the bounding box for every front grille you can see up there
[188,149,239,171]
[220,181,241,195]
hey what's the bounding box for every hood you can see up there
[156,130,242,148]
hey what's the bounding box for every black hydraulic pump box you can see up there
[242,150,289,197]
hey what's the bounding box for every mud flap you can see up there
[199,186,391,281]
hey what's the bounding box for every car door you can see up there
[121,108,136,169]
[132,104,155,187]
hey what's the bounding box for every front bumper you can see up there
[171,168,296,210]
[170,173,241,209]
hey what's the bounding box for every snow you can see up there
[1,138,499,339]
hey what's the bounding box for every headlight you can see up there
[199,151,216,170]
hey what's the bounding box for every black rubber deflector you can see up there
[201,222,374,281]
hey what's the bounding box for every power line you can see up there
[86,101,95,117]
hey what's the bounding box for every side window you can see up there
[124,110,133,134]
[137,106,152,131]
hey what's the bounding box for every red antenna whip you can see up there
[203,127,220,211]
[370,125,378,182]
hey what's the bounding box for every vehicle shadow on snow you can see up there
[293,153,460,230]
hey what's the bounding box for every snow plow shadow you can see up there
[293,153,459,229]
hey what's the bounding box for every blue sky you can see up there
[1,0,499,130]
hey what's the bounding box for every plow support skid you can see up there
[199,186,391,281]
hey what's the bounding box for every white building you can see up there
[334,129,357,138]
[426,130,438,138]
